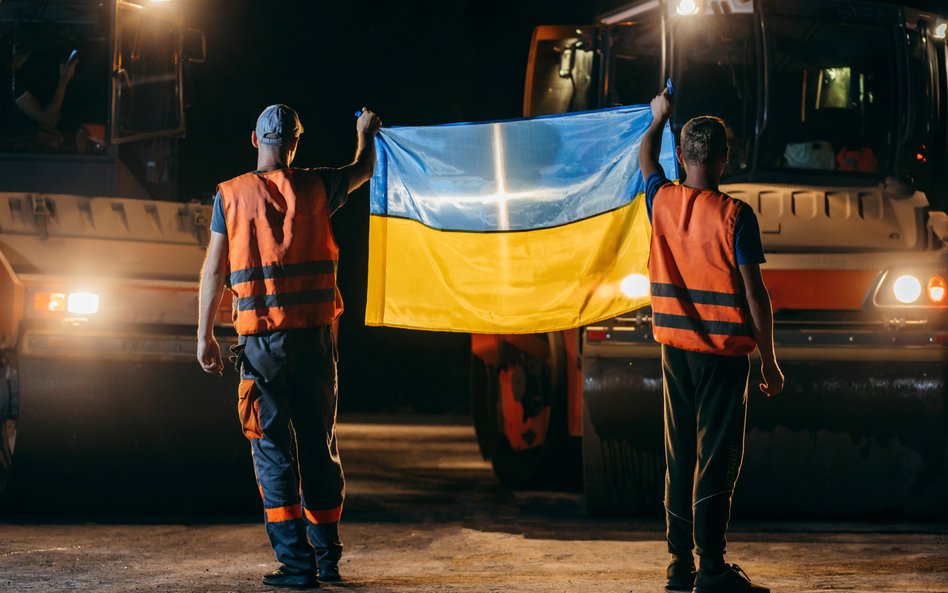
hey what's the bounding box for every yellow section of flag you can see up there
[365,194,651,334]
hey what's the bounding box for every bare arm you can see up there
[197,231,229,375]
[639,87,673,181]
[739,263,784,396]
[15,60,77,128]
[343,107,382,193]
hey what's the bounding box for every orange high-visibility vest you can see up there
[648,183,757,356]
[219,168,343,335]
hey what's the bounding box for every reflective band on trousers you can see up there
[304,505,342,524]
[266,504,303,523]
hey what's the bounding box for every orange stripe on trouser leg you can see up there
[304,505,342,524]
[265,504,303,523]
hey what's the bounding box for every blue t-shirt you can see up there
[210,167,350,235]
[644,173,765,265]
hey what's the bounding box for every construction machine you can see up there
[471,0,948,518]
[0,0,253,514]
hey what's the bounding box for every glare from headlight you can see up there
[68,292,100,315]
[892,275,922,304]
[677,0,700,16]
[620,273,650,299]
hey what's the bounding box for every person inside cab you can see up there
[1,32,78,149]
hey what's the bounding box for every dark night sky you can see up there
[177,1,596,413]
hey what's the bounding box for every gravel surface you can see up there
[1,421,946,592]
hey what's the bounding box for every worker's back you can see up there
[648,183,756,356]
[218,168,342,335]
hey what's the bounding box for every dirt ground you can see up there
[1,420,946,593]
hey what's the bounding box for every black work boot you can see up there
[262,566,318,589]
[318,562,342,583]
[665,556,696,591]
[694,563,769,593]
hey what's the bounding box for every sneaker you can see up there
[694,564,769,593]
[318,562,342,583]
[665,557,696,591]
[262,566,318,589]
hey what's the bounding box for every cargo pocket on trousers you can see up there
[237,378,263,440]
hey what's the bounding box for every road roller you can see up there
[471,0,948,518]
[0,0,255,515]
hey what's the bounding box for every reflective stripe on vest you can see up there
[648,183,756,356]
[219,169,343,335]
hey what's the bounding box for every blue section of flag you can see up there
[369,105,678,232]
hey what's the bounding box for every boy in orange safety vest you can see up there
[639,87,784,593]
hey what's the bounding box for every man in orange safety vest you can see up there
[197,104,381,589]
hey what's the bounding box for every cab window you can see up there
[670,14,757,176]
[0,23,109,154]
[111,2,184,143]
[759,16,896,177]
[524,26,597,117]
[607,10,663,107]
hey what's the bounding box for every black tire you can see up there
[0,353,18,501]
[470,354,498,460]
[581,354,664,516]
[470,333,580,490]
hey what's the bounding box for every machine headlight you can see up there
[620,273,650,299]
[873,268,948,308]
[892,275,922,304]
[67,292,100,315]
[929,276,946,304]
[934,22,947,40]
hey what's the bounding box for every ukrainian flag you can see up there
[366,105,678,334]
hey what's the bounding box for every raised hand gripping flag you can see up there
[366,105,678,334]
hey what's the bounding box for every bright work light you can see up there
[677,0,700,16]
[620,274,650,299]
[934,22,947,40]
[892,275,922,304]
[67,292,100,315]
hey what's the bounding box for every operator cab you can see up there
[0,0,204,200]
[524,0,948,210]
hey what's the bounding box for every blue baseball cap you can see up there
[255,104,303,145]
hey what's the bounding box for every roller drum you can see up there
[2,355,258,516]
[582,352,948,519]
